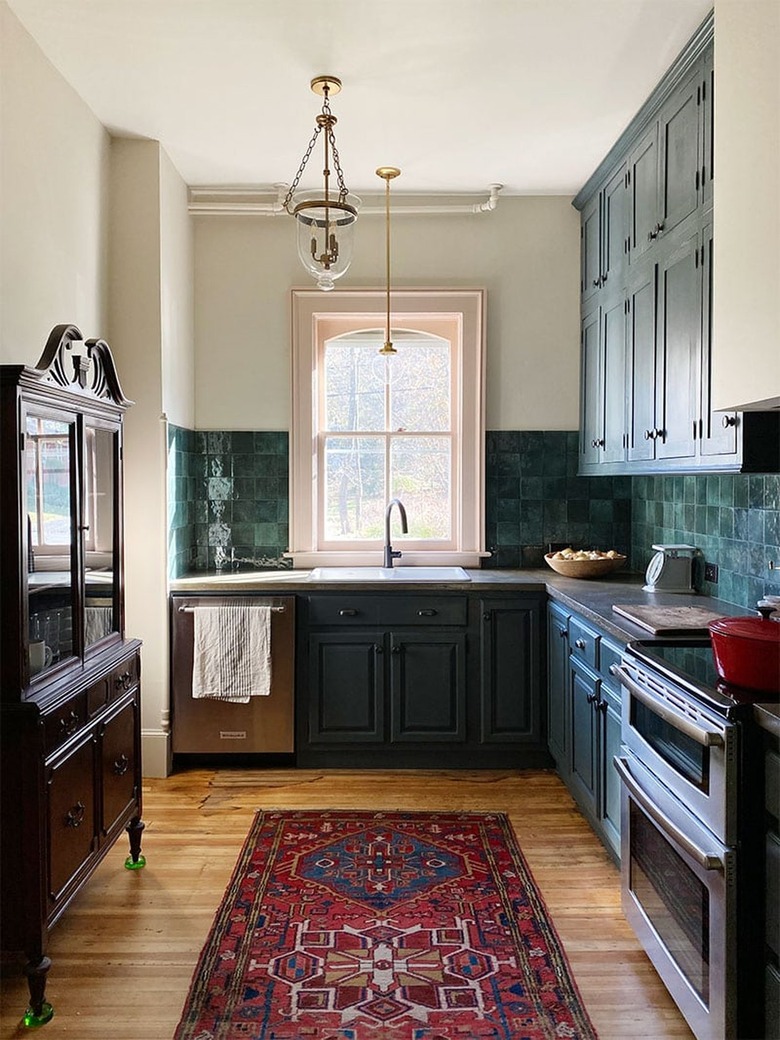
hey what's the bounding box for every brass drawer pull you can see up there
[59,711,80,737]
[113,754,129,776]
[65,802,86,828]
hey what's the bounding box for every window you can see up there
[290,289,485,566]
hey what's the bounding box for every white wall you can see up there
[194,196,581,431]
[0,3,110,361]
[712,0,780,410]
[160,148,195,428]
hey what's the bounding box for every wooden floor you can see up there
[0,768,694,1040]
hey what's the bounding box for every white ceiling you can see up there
[8,0,713,197]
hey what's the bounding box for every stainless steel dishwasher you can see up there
[170,594,295,754]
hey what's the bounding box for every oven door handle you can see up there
[613,665,725,747]
[614,756,725,871]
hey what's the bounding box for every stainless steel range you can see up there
[614,639,770,1040]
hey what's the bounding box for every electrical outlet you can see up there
[704,562,719,584]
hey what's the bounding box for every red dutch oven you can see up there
[708,614,780,694]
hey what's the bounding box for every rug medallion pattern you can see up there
[174,810,598,1040]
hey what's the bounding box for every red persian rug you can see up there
[174,810,598,1040]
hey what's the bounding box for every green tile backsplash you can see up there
[167,426,290,578]
[631,473,780,610]
[168,426,779,610]
[484,431,633,568]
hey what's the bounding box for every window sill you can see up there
[286,550,491,568]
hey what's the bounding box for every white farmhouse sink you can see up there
[309,567,471,582]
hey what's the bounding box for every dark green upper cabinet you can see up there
[658,70,702,239]
[574,13,780,476]
[627,124,659,265]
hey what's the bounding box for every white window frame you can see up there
[289,288,486,567]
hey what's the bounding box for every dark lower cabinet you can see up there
[546,600,623,861]
[764,732,780,1038]
[546,601,570,770]
[390,631,466,743]
[479,599,542,745]
[299,592,548,769]
[308,632,384,743]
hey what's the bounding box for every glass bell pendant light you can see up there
[284,76,361,291]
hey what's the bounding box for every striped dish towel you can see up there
[192,604,272,702]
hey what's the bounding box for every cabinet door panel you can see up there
[628,124,659,263]
[47,734,96,906]
[602,163,628,290]
[627,268,657,460]
[655,233,699,461]
[698,224,737,457]
[480,603,541,744]
[100,695,138,838]
[581,193,601,302]
[659,73,701,236]
[569,660,599,819]
[602,295,628,463]
[390,632,466,743]
[308,633,384,743]
[546,604,570,770]
[600,688,622,857]
[580,307,602,467]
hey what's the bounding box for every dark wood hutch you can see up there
[1,325,144,1026]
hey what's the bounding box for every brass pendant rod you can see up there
[377,167,400,355]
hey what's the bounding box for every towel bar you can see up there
[178,604,286,613]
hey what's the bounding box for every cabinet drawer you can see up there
[44,691,87,756]
[308,595,467,627]
[569,616,599,669]
[108,654,140,701]
[766,750,780,821]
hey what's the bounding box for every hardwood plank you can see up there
[0,768,694,1039]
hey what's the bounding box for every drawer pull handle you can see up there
[114,670,133,691]
[113,754,129,776]
[574,638,587,650]
[586,692,598,705]
[339,609,358,617]
[59,711,79,736]
[597,700,608,714]
[417,609,437,617]
[65,802,86,829]
[373,644,383,654]
[392,645,402,654]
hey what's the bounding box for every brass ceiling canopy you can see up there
[283,76,360,291]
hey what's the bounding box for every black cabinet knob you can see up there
[586,692,598,705]
[722,414,737,428]
[373,644,383,654]
[575,638,586,650]
[596,700,608,714]
[391,645,401,655]
[482,611,492,622]
[113,754,129,776]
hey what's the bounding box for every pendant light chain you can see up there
[283,86,351,215]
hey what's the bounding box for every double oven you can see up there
[614,641,767,1040]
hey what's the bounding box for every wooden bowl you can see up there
[544,552,627,579]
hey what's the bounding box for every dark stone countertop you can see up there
[170,566,778,726]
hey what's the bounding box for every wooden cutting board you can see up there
[612,603,725,634]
